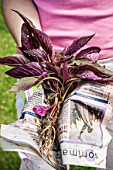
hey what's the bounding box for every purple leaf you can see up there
[13,10,40,49]
[61,62,70,82]
[16,47,23,55]
[0,54,30,66]
[33,105,52,117]
[13,10,53,55]
[63,34,95,56]
[75,46,101,62]
[71,59,113,77]
[12,10,35,28]
[9,72,48,92]
[6,62,44,78]
[21,23,40,50]
[21,23,34,50]
[76,70,102,80]
[54,53,73,65]
[42,62,60,74]
[33,28,53,57]
[24,49,48,62]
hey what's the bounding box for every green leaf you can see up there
[9,77,38,92]
[70,59,113,77]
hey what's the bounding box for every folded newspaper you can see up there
[1,10,113,170]
[1,81,113,169]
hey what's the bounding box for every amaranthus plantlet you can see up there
[1,10,113,156]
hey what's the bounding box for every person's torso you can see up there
[34,0,113,59]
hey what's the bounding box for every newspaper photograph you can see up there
[58,82,113,169]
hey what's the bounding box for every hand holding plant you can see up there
[1,10,113,156]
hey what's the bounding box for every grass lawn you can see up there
[0,1,96,170]
[0,1,21,170]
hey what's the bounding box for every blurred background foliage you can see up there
[0,0,95,169]
[0,0,21,170]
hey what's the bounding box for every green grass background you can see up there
[0,1,95,170]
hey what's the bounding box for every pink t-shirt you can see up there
[33,0,113,60]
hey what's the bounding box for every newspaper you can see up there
[0,85,65,170]
[0,82,113,169]
[58,82,113,169]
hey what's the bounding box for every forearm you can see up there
[2,0,41,46]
